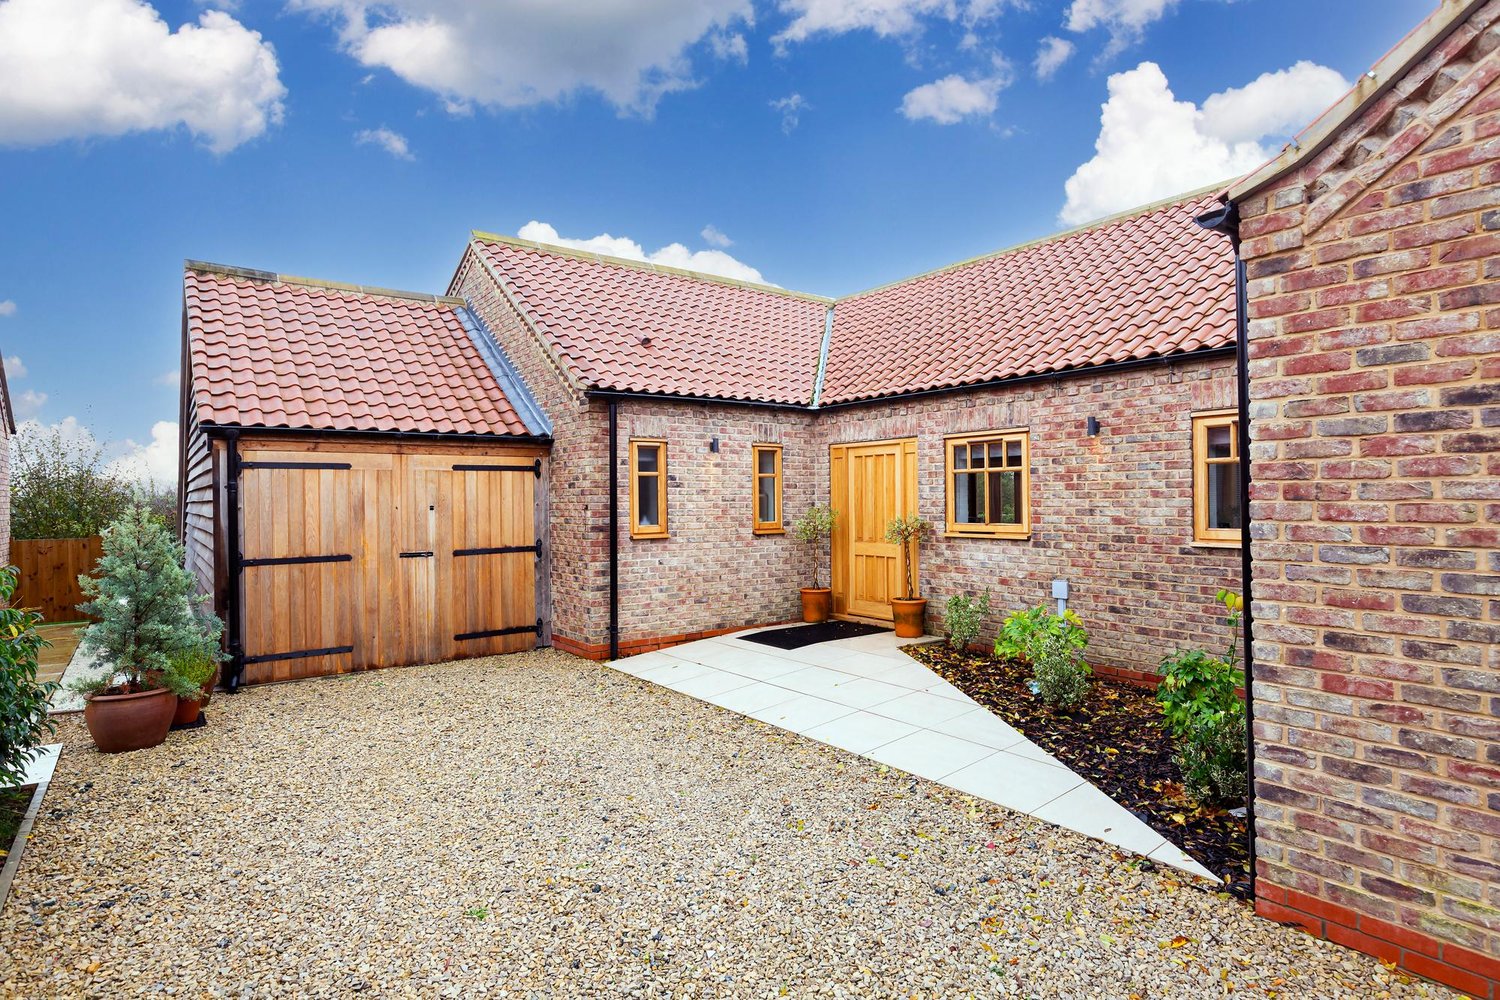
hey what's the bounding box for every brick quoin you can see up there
[1234,2,1500,995]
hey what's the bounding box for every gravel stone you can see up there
[0,651,1452,998]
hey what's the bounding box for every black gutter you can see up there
[200,423,552,446]
[224,430,245,693]
[1194,200,1257,900]
[608,400,621,661]
[587,389,812,413]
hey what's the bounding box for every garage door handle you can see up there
[399,550,434,559]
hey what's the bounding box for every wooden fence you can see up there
[13,536,103,623]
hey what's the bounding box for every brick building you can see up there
[1202,0,1500,994]
[178,0,1496,991]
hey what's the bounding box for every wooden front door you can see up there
[829,438,918,621]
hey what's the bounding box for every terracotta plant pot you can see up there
[82,688,176,753]
[173,695,203,727]
[891,597,928,638]
[800,587,833,623]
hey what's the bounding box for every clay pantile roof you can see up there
[465,190,1235,408]
[185,263,538,437]
[819,190,1237,404]
[469,234,831,406]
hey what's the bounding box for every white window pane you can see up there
[954,472,984,524]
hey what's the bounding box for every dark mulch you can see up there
[741,620,887,649]
[908,643,1250,893]
[0,785,34,868]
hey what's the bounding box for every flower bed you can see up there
[907,642,1250,891]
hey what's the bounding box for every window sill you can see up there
[753,527,786,536]
[943,530,1031,541]
[630,530,670,541]
[1190,538,1241,550]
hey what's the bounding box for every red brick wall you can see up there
[815,355,1243,676]
[1237,5,1500,994]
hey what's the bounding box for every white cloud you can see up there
[773,0,1010,48]
[294,0,751,115]
[900,71,1009,124]
[770,92,809,133]
[1034,36,1074,80]
[517,221,770,284]
[12,390,46,420]
[16,417,94,454]
[1065,0,1177,53]
[4,356,25,378]
[709,30,748,63]
[0,0,285,154]
[0,300,15,317]
[1200,61,1351,145]
[1059,60,1349,226]
[105,421,179,487]
[700,224,733,248]
[154,369,179,388]
[355,126,414,160]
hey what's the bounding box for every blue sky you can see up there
[0,0,1429,481]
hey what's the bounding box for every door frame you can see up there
[828,436,919,622]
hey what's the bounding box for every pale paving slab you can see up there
[607,625,1217,883]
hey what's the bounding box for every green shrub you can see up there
[1157,589,1244,739]
[1031,631,1091,708]
[995,605,1088,663]
[1177,708,1248,805]
[0,567,56,787]
[943,592,990,650]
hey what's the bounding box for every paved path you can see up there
[610,625,1215,881]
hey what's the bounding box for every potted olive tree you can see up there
[793,504,837,623]
[70,508,219,753]
[885,514,932,638]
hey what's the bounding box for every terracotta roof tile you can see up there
[185,266,534,437]
[820,192,1237,404]
[467,193,1235,407]
[470,237,830,406]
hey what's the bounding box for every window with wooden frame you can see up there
[1193,411,1242,545]
[629,439,668,539]
[752,444,783,534]
[944,430,1030,538]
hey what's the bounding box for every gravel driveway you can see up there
[0,650,1446,999]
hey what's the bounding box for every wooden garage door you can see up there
[238,445,543,684]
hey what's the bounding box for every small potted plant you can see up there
[884,513,932,638]
[168,633,222,728]
[70,508,217,753]
[793,504,838,622]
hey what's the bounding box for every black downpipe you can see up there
[1195,200,1257,899]
[224,430,245,693]
[608,400,620,661]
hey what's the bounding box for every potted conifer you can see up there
[885,514,932,638]
[793,504,837,622]
[70,508,220,753]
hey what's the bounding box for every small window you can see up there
[1193,411,1242,545]
[753,444,783,534]
[945,430,1029,538]
[629,439,668,539]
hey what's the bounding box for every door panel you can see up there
[830,439,918,622]
[237,445,542,684]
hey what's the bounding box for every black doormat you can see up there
[741,620,889,650]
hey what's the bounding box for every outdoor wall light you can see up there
[1087,416,1101,437]
[710,437,720,453]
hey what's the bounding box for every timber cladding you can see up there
[232,437,547,685]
